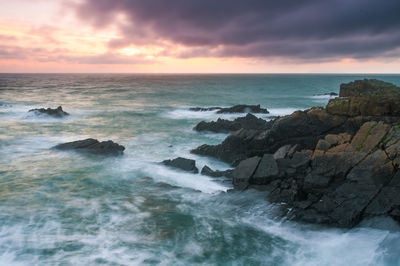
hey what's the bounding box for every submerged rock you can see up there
[189,107,221,112]
[53,138,125,156]
[194,113,270,133]
[29,106,69,117]
[162,157,199,173]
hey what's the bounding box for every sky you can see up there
[1,0,400,73]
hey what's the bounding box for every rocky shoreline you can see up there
[189,79,400,228]
[42,79,400,228]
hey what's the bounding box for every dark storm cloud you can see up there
[73,0,400,60]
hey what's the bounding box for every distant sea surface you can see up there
[1,74,400,265]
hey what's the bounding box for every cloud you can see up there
[72,0,400,61]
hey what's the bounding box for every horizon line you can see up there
[1,72,400,75]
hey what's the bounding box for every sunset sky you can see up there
[1,0,400,73]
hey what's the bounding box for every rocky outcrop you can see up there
[191,80,400,166]
[53,138,125,156]
[190,104,269,114]
[326,79,400,117]
[194,113,271,133]
[29,106,69,117]
[190,79,400,227]
[201,165,233,178]
[162,157,199,173]
[234,121,399,227]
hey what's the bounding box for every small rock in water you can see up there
[53,138,125,156]
[29,106,69,117]
[162,157,199,173]
[189,104,269,114]
[217,104,269,114]
[201,165,233,178]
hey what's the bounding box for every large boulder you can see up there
[29,106,69,117]
[53,138,125,156]
[162,157,199,173]
[232,156,261,190]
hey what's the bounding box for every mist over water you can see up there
[1,74,400,265]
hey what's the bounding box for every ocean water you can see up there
[1,73,400,265]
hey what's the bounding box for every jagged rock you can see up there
[216,104,269,114]
[201,165,233,178]
[53,138,125,156]
[29,106,69,117]
[232,156,261,190]
[189,104,269,114]
[194,113,270,133]
[191,107,351,165]
[162,157,199,173]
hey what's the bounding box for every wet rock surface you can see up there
[162,157,199,173]
[53,138,125,156]
[29,106,69,117]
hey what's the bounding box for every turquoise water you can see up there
[1,74,400,265]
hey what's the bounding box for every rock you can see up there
[233,156,261,190]
[201,165,233,178]
[339,79,400,97]
[53,138,125,156]
[194,113,270,133]
[162,157,199,173]
[189,107,221,112]
[29,106,69,117]
[216,104,269,114]
[189,104,269,114]
[326,79,400,117]
[192,107,351,165]
[314,92,338,96]
[252,154,279,184]
[273,145,292,159]
[315,139,331,151]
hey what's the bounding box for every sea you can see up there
[1,74,400,265]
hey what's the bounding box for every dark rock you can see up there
[200,165,233,178]
[252,154,279,185]
[273,145,292,160]
[53,138,125,156]
[189,104,269,114]
[162,157,199,173]
[189,107,221,112]
[314,92,338,96]
[194,113,270,133]
[29,106,69,117]
[216,104,269,114]
[232,156,261,190]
